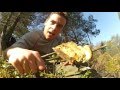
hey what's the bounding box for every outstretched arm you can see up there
[6,47,46,74]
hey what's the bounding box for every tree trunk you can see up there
[71,30,79,44]
[86,33,92,45]
[1,12,22,51]
[1,12,13,51]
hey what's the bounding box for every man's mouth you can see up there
[48,31,55,36]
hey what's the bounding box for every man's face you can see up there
[43,13,66,40]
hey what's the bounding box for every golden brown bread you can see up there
[52,41,92,63]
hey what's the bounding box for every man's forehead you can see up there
[51,13,65,19]
[48,14,66,24]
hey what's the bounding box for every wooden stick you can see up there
[41,52,56,58]
[41,45,107,58]
[92,45,107,52]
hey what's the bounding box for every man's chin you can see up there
[46,37,54,41]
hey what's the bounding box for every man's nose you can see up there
[51,24,57,30]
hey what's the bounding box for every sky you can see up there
[84,12,120,45]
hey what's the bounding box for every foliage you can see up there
[0,53,100,78]
[0,12,36,51]
[91,34,120,78]
[0,56,35,78]
[0,12,35,38]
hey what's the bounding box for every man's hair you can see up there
[47,12,68,22]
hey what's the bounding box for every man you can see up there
[5,12,67,74]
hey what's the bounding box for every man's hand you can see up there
[7,47,46,74]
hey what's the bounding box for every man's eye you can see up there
[51,21,55,24]
[57,24,63,28]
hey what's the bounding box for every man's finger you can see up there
[63,60,74,66]
[63,61,69,66]
[28,59,38,73]
[22,60,31,74]
[33,53,46,71]
[9,56,24,74]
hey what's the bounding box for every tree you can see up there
[82,15,100,43]
[62,12,83,44]
[0,12,35,51]
[63,12,100,45]
[28,12,50,31]
[105,34,120,56]
[118,12,120,20]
